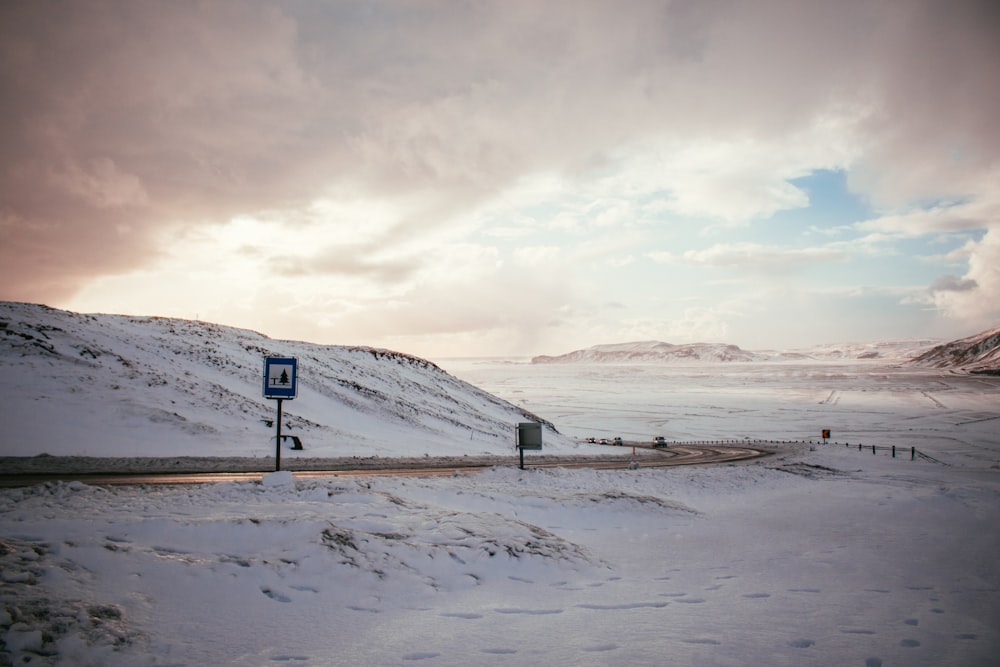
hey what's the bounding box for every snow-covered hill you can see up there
[0,302,576,458]
[531,338,939,364]
[909,326,1000,374]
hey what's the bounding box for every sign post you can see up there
[516,422,543,470]
[263,357,298,471]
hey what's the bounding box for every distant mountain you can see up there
[909,326,1000,374]
[781,339,941,361]
[0,302,570,457]
[531,341,765,364]
[531,339,939,364]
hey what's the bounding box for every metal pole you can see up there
[275,398,283,472]
[519,447,524,470]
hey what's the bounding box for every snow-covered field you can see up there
[2,357,999,666]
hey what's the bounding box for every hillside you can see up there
[531,338,938,364]
[0,302,575,458]
[909,325,1000,374]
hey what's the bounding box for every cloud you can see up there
[922,229,1000,328]
[929,275,978,293]
[856,196,999,237]
[3,0,999,354]
[649,243,847,269]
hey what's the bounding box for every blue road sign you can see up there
[263,357,298,399]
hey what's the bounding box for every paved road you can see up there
[0,445,772,488]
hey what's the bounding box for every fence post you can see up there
[858,443,862,451]
[911,447,915,461]
[892,445,896,458]
[872,444,876,455]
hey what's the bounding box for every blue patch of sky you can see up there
[750,169,872,245]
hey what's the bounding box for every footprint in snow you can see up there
[481,648,517,655]
[260,588,291,603]
[788,639,815,648]
[440,612,482,620]
[402,652,440,661]
[576,602,668,610]
[741,593,770,599]
[683,639,721,645]
[347,605,380,613]
[900,639,921,647]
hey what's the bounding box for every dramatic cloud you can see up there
[2,0,998,355]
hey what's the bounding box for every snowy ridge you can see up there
[531,338,939,364]
[909,326,1000,374]
[0,302,574,458]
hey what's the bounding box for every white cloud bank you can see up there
[1,0,998,356]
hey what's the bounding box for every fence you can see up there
[650,438,946,465]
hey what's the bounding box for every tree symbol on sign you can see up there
[279,370,289,385]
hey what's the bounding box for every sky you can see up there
[1,0,998,360]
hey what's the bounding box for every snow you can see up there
[2,307,1000,665]
[2,445,998,666]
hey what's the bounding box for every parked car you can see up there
[585,437,596,443]
[613,437,623,446]
[598,438,609,445]
[653,436,667,446]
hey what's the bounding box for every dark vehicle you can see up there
[613,437,623,446]
[653,436,667,446]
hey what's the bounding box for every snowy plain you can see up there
[2,335,999,664]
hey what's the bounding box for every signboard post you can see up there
[263,357,298,471]
[516,422,543,470]
[821,429,831,444]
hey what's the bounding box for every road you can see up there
[0,445,772,488]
